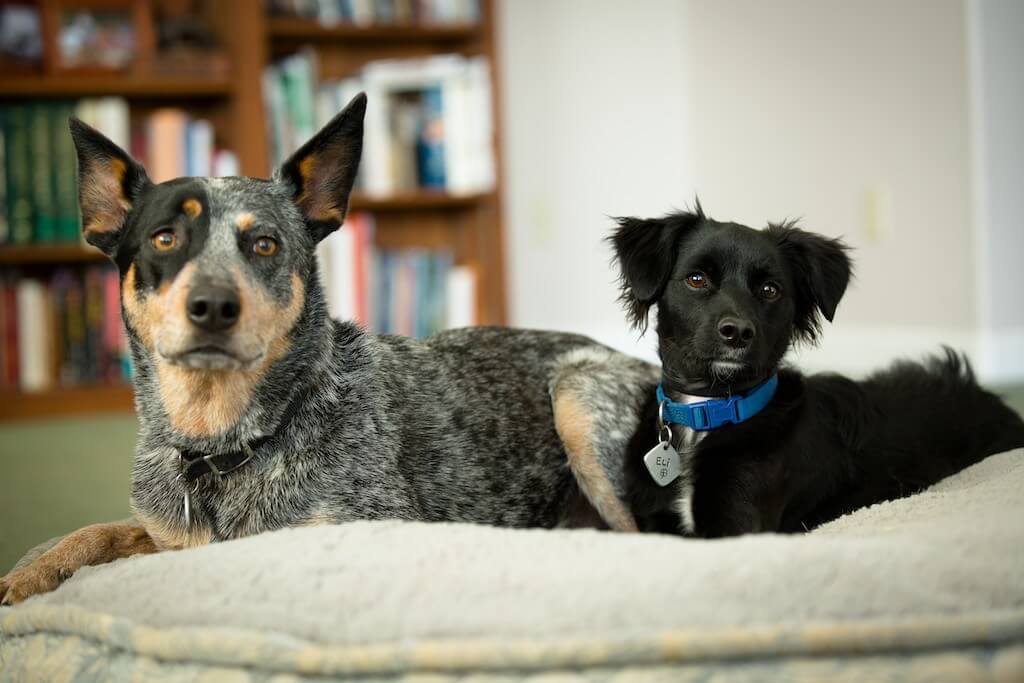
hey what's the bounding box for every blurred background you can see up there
[0,0,1021,570]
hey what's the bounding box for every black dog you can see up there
[555,204,1024,537]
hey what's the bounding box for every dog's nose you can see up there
[187,284,241,332]
[718,317,756,347]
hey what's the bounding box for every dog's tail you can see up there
[860,347,1024,483]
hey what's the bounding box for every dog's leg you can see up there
[554,390,639,532]
[0,522,158,605]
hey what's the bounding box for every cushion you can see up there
[2,449,1023,681]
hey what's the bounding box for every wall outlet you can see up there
[863,185,893,242]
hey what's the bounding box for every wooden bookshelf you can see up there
[268,17,482,42]
[350,191,492,212]
[0,75,233,99]
[0,385,134,421]
[0,245,106,265]
[0,0,508,421]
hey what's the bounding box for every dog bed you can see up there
[1,449,1022,682]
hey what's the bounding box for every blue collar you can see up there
[656,374,779,431]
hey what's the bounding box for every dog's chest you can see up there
[130,446,300,549]
[668,427,704,535]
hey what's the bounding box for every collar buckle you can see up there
[203,442,255,477]
[704,396,742,428]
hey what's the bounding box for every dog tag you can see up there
[644,440,682,487]
[182,490,192,528]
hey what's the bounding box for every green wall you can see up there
[0,415,137,573]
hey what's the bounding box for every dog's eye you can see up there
[253,237,278,257]
[685,272,708,289]
[760,282,781,301]
[151,230,177,252]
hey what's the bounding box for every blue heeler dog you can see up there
[0,94,657,604]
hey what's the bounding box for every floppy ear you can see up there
[610,209,703,331]
[278,92,366,242]
[769,223,853,342]
[70,118,151,256]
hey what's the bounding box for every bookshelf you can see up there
[0,0,507,421]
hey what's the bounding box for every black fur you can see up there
[612,209,1024,537]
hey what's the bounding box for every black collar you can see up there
[177,388,308,484]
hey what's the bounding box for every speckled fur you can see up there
[101,97,636,542]
[3,96,663,609]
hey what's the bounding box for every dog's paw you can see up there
[0,563,70,606]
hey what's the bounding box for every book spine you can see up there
[0,107,7,244]
[17,278,52,392]
[84,267,104,382]
[446,264,476,329]
[102,269,124,382]
[147,109,188,183]
[30,103,57,242]
[53,102,81,242]
[3,275,19,386]
[186,119,213,178]
[5,105,34,245]
[65,274,86,385]
[0,278,6,388]
[417,86,446,188]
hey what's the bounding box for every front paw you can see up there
[0,563,70,605]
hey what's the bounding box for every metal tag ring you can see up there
[174,471,200,494]
[660,423,673,446]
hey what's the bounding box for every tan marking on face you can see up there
[235,212,255,231]
[554,390,639,532]
[154,272,306,437]
[182,197,202,218]
[0,523,158,604]
[133,506,213,551]
[296,156,344,223]
[81,157,131,237]
[121,263,180,350]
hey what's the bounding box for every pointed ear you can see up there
[70,117,150,256]
[769,223,853,342]
[609,209,703,331]
[278,92,366,242]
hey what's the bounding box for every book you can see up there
[28,103,56,242]
[51,101,80,241]
[5,104,34,245]
[0,108,7,244]
[186,119,214,177]
[16,278,51,392]
[147,109,188,183]
[445,264,475,329]
[268,0,479,24]
[270,52,495,196]
[1,275,17,387]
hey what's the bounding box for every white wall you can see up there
[969,0,1024,381]
[497,0,691,360]
[498,0,1024,382]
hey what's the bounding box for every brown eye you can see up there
[151,229,177,251]
[253,237,278,257]
[685,272,708,289]
[760,282,781,301]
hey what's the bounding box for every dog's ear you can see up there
[278,92,366,242]
[70,118,151,256]
[770,223,853,342]
[610,210,703,331]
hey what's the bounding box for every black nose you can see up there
[187,284,241,332]
[718,317,756,348]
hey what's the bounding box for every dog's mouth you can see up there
[709,359,748,379]
[160,344,261,371]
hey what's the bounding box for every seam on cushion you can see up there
[2,606,1023,676]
